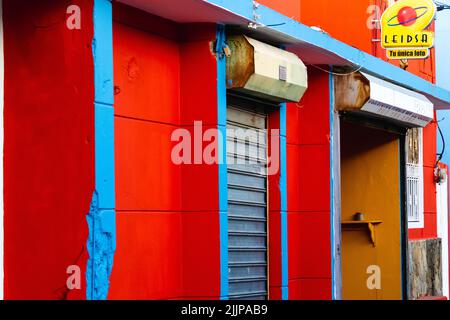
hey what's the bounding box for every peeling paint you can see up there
[86,191,115,300]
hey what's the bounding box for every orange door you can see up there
[340,120,403,300]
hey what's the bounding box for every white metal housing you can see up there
[361,73,434,127]
[226,35,308,102]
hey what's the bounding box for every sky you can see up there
[436,0,450,167]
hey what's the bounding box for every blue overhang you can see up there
[118,0,450,110]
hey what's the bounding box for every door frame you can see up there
[337,112,409,300]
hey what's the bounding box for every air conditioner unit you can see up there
[334,72,434,127]
[226,35,308,103]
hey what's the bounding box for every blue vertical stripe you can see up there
[93,0,115,208]
[329,71,336,300]
[279,103,289,300]
[217,24,229,300]
[94,103,115,209]
[86,0,115,300]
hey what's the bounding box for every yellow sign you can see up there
[381,0,436,60]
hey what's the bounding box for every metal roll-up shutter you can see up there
[227,98,269,300]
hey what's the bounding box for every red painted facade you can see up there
[3,0,95,299]
[1,0,445,301]
[108,4,287,299]
[410,116,439,240]
[108,4,221,299]
[286,68,332,300]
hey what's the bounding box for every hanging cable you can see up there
[435,1,450,11]
[310,64,364,76]
[436,117,446,166]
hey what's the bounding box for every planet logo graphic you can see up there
[381,0,436,60]
[387,6,429,27]
[381,0,436,31]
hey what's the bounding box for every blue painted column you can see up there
[86,0,116,300]
[328,71,343,300]
[216,24,229,300]
[329,72,337,300]
[279,103,289,300]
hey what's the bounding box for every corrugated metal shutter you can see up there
[227,100,268,300]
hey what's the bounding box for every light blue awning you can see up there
[118,0,450,110]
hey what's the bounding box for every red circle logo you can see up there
[397,6,418,26]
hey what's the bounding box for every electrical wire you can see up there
[436,118,446,166]
[435,0,450,11]
[265,22,287,27]
[310,64,364,76]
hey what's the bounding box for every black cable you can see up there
[437,4,450,11]
[436,119,446,166]
[265,22,286,27]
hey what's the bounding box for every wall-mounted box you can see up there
[334,71,434,128]
[226,35,308,103]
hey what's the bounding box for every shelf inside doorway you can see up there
[341,220,383,247]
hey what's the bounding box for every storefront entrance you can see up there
[340,118,405,300]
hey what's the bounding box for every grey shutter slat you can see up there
[227,104,268,300]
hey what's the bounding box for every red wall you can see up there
[3,0,95,299]
[302,0,374,54]
[267,104,283,299]
[108,4,220,299]
[108,4,286,299]
[409,115,438,240]
[179,24,221,299]
[110,13,183,296]
[286,68,332,300]
[258,0,301,20]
